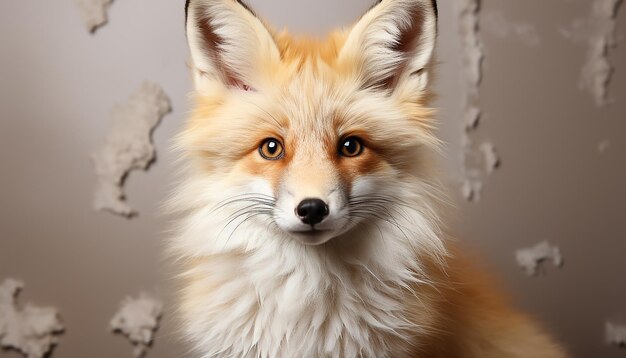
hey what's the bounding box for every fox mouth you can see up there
[286,228,337,245]
[290,228,331,236]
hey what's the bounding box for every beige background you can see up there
[1,0,625,357]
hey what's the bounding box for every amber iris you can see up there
[339,137,364,157]
[259,138,284,160]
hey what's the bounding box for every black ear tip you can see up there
[371,0,437,18]
[185,0,191,24]
[236,0,257,17]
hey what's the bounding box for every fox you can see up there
[168,0,567,357]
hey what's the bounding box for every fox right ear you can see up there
[337,0,438,93]
[185,0,281,92]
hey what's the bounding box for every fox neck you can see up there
[179,211,443,358]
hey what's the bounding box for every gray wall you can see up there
[1,0,625,357]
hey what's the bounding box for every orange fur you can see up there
[401,246,567,357]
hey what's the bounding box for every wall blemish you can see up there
[75,0,114,33]
[92,82,172,218]
[560,0,624,106]
[462,179,483,202]
[597,139,612,153]
[606,322,626,347]
[464,105,481,131]
[110,293,163,357]
[515,241,564,276]
[0,279,64,358]
[456,0,501,202]
[482,10,541,47]
[480,142,500,173]
[457,0,484,94]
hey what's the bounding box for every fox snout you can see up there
[295,198,329,226]
[273,162,353,245]
[277,192,348,245]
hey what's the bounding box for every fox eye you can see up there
[259,138,284,160]
[339,137,364,157]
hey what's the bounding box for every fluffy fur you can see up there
[168,0,567,357]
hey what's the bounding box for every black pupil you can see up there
[267,141,277,154]
[344,139,358,154]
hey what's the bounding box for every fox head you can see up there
[176,0,441,250]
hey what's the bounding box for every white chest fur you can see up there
[180,235,429,358]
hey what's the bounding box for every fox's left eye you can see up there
[339,137,364,157]
[259,138,285,160]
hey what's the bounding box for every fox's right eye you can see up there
[259,138,285,160]
[339,137,364,158]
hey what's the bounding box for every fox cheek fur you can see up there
[169,0,567,357]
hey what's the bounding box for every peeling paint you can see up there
[598,139,611,153]
[482,11,541,47]
[462,179,483,202]
[92,82,172,218]
[457,0,484,94]
[560,0,624,106]
[456,0,500,202]
[464,105,481,131]
[75,0,114,33]
[0,279,64,358]
[110,293,163,357]
[480,142,500,173]
[606,322,626,347]
[516,241,564,276]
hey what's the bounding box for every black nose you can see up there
[296,198,329,226]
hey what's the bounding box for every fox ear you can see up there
[185,0,281,91]
[338,0,438,92]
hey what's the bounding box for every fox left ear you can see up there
[338,0,438,93]
[185,0,281,92]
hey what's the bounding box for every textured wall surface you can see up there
[1,0,625,357]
